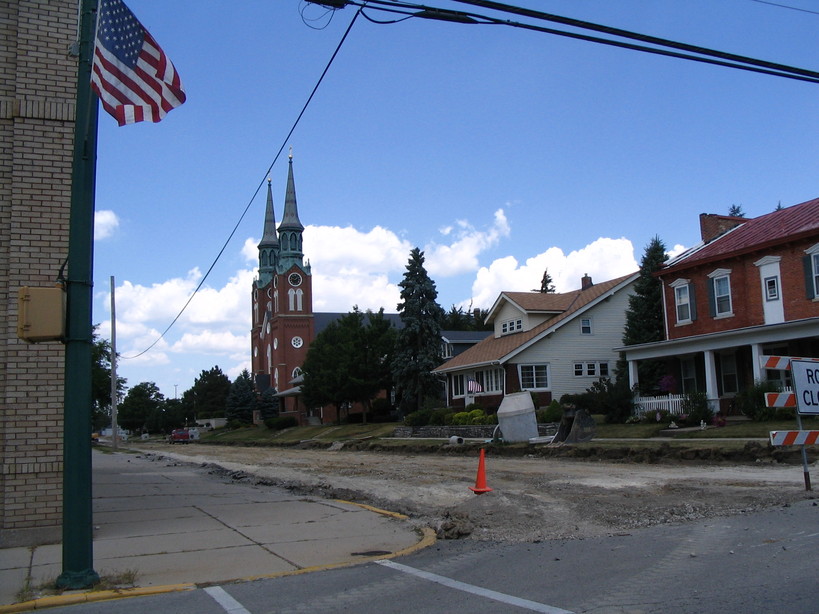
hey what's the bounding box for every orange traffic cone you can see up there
[469,448,493,494]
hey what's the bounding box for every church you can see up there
[250,153,315,421]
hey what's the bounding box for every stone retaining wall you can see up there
[393,423,558,439]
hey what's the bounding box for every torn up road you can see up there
[127,442,816,543]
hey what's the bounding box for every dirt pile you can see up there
[129,441,816,543]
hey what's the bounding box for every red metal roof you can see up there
[663,197,819,274]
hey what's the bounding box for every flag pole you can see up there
[56,0,101,589]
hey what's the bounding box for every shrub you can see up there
[734,380,782,421]
[404,409,433,426]
[265,416,298,430]
[536,400,563,423]
[679,391,713,426]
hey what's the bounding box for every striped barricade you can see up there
[770,430,819,447]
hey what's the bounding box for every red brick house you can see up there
[620,198,819,414]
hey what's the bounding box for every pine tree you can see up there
[620,236,668,393]
[538,269,556,293]
[257,387,280,421]
[391,248,445,413]
[182,366,231,419]
[225,370,256,425]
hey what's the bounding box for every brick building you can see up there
[621,199,819,414]
[1,0,77,547]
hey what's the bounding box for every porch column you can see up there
[703,350,720,412]
[750,343,765,382]
[628,359,639,391]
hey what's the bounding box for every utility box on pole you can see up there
[17,286,65,343]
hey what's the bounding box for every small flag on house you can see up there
[467,378,482,393]
[91,0,186,126]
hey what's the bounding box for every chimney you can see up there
[581,274,593,290]
[699,213,745,243]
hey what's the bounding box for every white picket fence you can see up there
[633,394,686,417]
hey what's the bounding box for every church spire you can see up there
[257,177,278,287]
[278,150,305,270]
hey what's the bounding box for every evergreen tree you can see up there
[537,269,556,293]
[391,248,445,413]
[257,387,280,421]
[728,204,745,217]
[620,236,668,394]
[225,369,256,425]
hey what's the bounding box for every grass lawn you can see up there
[197,414,818,446]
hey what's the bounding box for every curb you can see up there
[0,503,436,613]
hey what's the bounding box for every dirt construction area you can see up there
[128,441,817,543]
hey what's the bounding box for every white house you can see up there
[434,273,638,409]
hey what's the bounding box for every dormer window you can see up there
[501,319,522,335]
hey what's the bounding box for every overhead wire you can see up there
[123,6,364,359]
[322,0,819,84]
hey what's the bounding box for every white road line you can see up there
[204,586,252,614]
[376,559,575,614]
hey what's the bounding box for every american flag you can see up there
[91,0,186,126]
[467,378,482,393]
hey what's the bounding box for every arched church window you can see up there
[295,288,303,311]
[261,251,267,266]
[292,367,302,379]
[274,291,279,313]
[280,232,288,248]
[288,288,296,311]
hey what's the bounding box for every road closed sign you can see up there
[792,359,819,415]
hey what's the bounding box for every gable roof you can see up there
[662,197,819,275]
[434,272,637,373]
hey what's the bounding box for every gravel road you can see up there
[127,441,816,542]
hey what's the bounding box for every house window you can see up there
[681,358,697,393]
[720,353,739,396]
[451,374,465,397]
[812,252,819,298]
[573,361,609,377]
[519,364,549,390]
[474,368,504,393]
[675,285,691,322]
[580,318,592,335]
[708,269,733,317]
[764,276,779,301]
[441,342,453,359]
[501,319,523,335]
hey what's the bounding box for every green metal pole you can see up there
[56,0,100,589]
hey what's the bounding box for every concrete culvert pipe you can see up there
[448,436,464,445]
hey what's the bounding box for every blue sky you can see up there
[91,0,819,400]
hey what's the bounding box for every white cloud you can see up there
[425,208,511,277]
[94,210,119,240]
[469,237,639,308]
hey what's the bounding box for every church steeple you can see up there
[257,177,279,287]
[278,151,305,270]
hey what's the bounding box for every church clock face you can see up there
[291,336,303,348]
[288,272,302,287]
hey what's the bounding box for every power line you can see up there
[749,0,819,17]
[123,6,364,359]
[313,0,819,84]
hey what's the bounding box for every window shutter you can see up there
[689,284,697,321]
[804,255,816,300]
[707,279,716,316]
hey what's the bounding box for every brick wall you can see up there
[662,238,819,341]
[0,0,77,547]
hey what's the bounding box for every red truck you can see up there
[168,428,192,444]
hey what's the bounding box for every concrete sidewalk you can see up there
[0,449,431,609]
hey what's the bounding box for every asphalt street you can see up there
[31,497,819,614]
